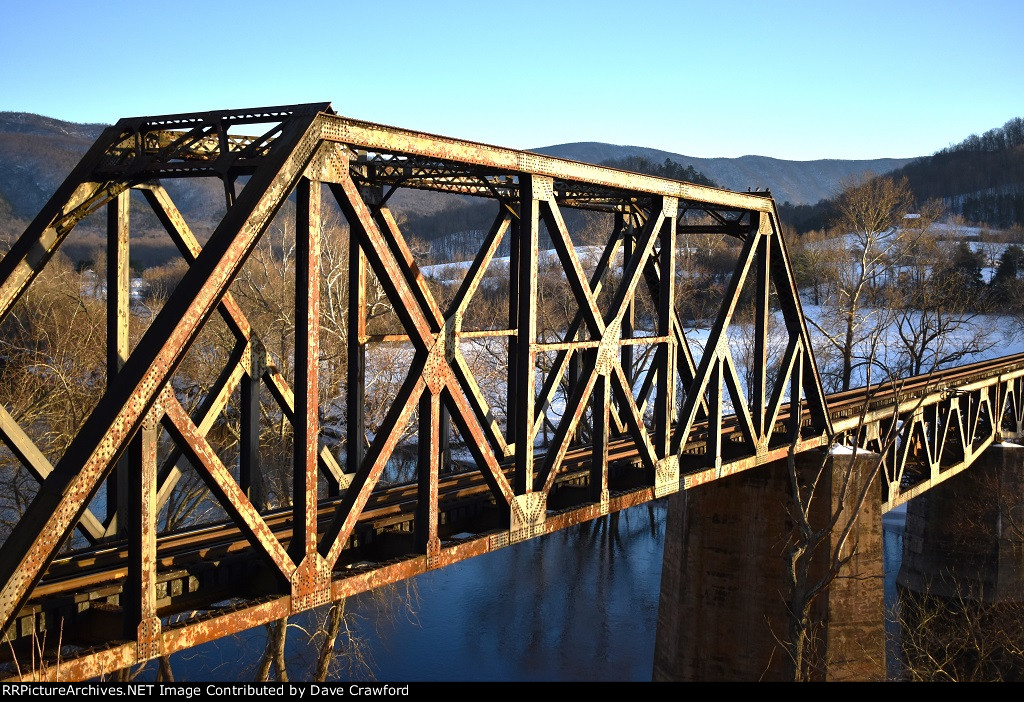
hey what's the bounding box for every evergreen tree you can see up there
[991,244,1024,303]
[600,155,717,187]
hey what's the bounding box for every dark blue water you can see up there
[172,502,667,682]
[166,499,904,682]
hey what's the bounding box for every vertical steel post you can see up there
[124,409,158,646]
[416,392,441,555]
[568,355,580,443]
[106,190,131,532]
[346,233,366,477]
[440,405,451,472]
[621,213,634,389]
[655,199,677,458]
[514,175,540,493]
[507,218,520,445]
[591,368,611,502]
[292,178,320,562]
[709,359,723,467]
[240,344,262,505]
[753,216,770,439]
[789,347,804,441]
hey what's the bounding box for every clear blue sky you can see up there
[2,0,1021,161]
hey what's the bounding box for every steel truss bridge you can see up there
[0,103,1021,680]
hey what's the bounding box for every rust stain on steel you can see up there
[291,554,332,614]
[3,641,136,682]
[164,598,291,656]
[416,392,441,555]
[513,174,541,496]
[131,410,160,660]
[655,203,677,459]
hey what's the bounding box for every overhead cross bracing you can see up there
[0,103,1018,680]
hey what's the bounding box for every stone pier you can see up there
[896,443,1024,680]
[653,450,885,681]
[900,443,1024,600]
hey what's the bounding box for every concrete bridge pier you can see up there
[896,443,1024,680]
[652,450,886,681]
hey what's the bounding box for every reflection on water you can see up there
[346,504,666,682]
[169,499,906,681]
[883,505,907,680]
[173,502,666,681]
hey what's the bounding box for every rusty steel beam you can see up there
[124,409,158,652]
[347,234,366,478]
[323,115,774,212]
[621,214,635,389]
[514,175,541,495]
[655,203,677,460]
[163,394,295,580]
[293,177,321,566]
[104,190,131,536]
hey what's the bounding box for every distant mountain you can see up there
[0,112,107,220]
[533,142,914,207]
[780,116,1024,233]
[0,110,922,266]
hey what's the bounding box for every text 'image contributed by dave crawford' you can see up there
[1,683,414,697]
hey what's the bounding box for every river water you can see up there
[172,499,906,682]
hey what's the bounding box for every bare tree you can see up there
[808,175,916,391]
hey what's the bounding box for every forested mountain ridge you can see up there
[888,117,1024,227]
[0,112,107,221]
[782,117,1024,233]
[0,111,912,226]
